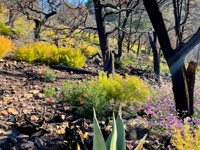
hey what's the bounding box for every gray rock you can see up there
[20,141,34,149]
[34,137,44,148]
[126,128,137,140]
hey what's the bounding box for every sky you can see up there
[68,0,88,5]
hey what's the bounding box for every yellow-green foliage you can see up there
[13,42,86,68]
[149,56,153,61]
[46,30,55,38]
[94,36,99,43]
[160,63,170,73]
[185,63,189,69]
[0,35,14,59]
[14,19,26,27]
[196,66,200,72]
[66,38,75,45]
[57,46,86,68]
[95,72,151,108]
[0,22,11,35]
[171,122,200,150]
[14,27,24,35]
[80,43,99,56]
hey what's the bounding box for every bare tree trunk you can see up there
[148,31,160,82]
[6,9,19,28]
[137,37,140,56]
[93,0,115,76]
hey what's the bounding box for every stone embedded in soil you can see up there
[30,115,38,121]
[16,134,29,140]
[7,108,18,115]
[0,110,8,116]
[28,90,40,94]
[34,137,44,148]
[20,141,34,149]
[24,94,33,99]
[55,128,65,134]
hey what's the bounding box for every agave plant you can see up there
[93,103,148,150]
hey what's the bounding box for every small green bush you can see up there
[114,58,126,69]
[62,79,112,119]
[44,87,56,98]
[41,64,55,82]
[14,27,24,35]
[0,22,11,35]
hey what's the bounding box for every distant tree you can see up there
[16,0,62,41]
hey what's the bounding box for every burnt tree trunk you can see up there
[93,0,115,76]
[137,37,140,56]
[142,0,200,120]
[6,9,19,28]
[148,31,160,82]
[34,20,41,41]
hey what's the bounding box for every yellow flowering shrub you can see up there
[0,13,3,19]
[66,38,75,45]
[95,72,151,108]
[0,35,14,59]
[80,43,99,56]
[94,36,99,43]
[46,30,55,38]
[171,122,200,150]
[149,56,153,61]
[13,42,86,68]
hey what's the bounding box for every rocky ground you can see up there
[0,51,173,150]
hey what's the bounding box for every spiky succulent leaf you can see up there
[116,103,126,150]
[93,108,107,150]
[106,112,117,150]
[134,133,148,150]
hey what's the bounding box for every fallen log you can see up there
[50,64,99,75]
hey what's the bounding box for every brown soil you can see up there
[0,51,173,150]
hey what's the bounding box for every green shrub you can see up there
[41,64,55,82]
[14,27,24,35]
[62,79,112,119]
[44,87,56,98]
[114,58,126,69]
[95,72,151,110]
[0,22,11,35]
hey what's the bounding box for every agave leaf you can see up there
[93,108,107,150]
[134,133,148,150]
[106,112,117,150]
[116,103,126,150]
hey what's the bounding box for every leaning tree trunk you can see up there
[93,0,115,76]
